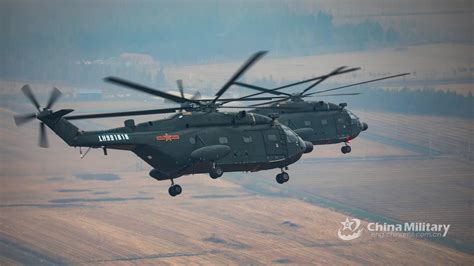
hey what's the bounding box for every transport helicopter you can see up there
[13,51,313,197]
[231,68,409,154]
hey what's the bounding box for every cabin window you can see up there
[304,120,311,126]
[243,136,253,143]
[189,137,196,144]
[268,134,277,141]
[321,119,328,125]
[219,137,228,144]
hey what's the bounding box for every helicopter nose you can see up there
[303,141,313,153]
[361,122,368,131]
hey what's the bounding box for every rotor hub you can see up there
[289,94,304,102]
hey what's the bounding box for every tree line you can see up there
[348,87,473,118]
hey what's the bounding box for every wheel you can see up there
[341,145,351,154]
[276,173,285,184]
[346,146,351,153]
[168,186,176,196]
[280,172,289,183]
[173,184,182,195]
[210,165,223,179]
[168,184,182,197]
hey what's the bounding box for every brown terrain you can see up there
[1,92,473,265]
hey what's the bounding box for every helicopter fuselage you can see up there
[42,111,309,180]
[251,100,368,145]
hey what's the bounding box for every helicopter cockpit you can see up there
[281,124,313,154]
[345,109,368,134]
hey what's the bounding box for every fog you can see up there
[1,0,473,117]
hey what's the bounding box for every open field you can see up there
[232,109,474,254]
[1,95,474,264]
[2,170,473,265]
[357,110,474,159]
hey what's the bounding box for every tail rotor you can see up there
[175,79,202,111]
[39,122,49,148]
[13,85,62,148]
[45,87,62,109]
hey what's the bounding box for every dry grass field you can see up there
[235,109,474,254]
[1,171,472,265]
[1,93,473,264]
[358,110,474,159]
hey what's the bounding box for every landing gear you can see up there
[168,179,182,197]
[209,164,223,179]
[276,171,290,184]
[341,145,351,154]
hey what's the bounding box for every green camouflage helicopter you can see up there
[232,67,409,154]
[13,51,313,197]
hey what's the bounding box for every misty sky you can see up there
[1,0,472,88]
[2,0,472,60]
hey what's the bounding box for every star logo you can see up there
[156,134,180,142]
[341,217,355,231]
[337,217,363,241]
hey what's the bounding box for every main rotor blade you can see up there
[176,80,185,112]
[191,91,201,100]
[176,80,185,99]
[13,113,37,126]
[64,107,180,120]
[301,66,361,94]
[21,85,41,111]
[45,87,62,109]
[212,51,267,103]
[105,77,197,104]
[214,96,287,102]
[304,73,410,97]
[300,66,349,95]
[228,66,360,102]
[312,93,361,97]
[219,105,298,109]
[233,82,292,96]
[39,122,49,148]
[248,98,289,107]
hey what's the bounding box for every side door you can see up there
[240,130,266,163]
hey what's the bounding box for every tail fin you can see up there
[40,109,80,146]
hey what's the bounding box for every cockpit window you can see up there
[347,110,358,120]
[281,125,298,143]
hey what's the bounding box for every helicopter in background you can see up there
[231,67,409,154]
[13,51,313,197]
